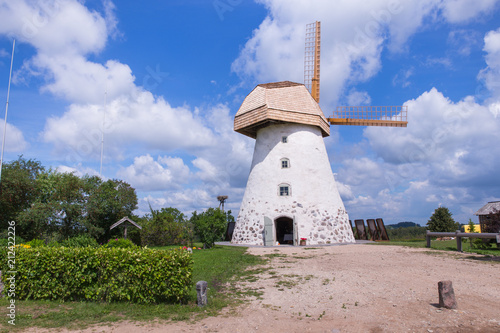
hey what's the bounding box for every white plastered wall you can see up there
[232,123,355,245]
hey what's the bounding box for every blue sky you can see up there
[1,0,500,226]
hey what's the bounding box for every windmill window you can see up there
[278,184,291,196]
[281,158,290,169]
[282,136,288,143]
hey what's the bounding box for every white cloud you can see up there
[346,89,371,105]
[448,29,481,56]
[232,0,500,107]
[0,120,28,152]
[117,154,190,191]
[0,0,109,55]
[41,90,217,162]
[440,0,499,23]
[479,28,500,102]
[392,68,413,88]
[336,86,500,224]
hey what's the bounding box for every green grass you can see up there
[0,245,266,332]
[373,239,500,257]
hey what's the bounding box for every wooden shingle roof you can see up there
[475,201,500,215]
[234,81,330,138]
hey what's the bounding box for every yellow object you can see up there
[464,225,481,233]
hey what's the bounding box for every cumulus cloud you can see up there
[479,28,500,101]
[0,120,28,152]
[336,87,500,224]
[41,90,217,162]
[440,0,499,23]
[117,154,190,191]
[232,0,500,107]
[346,89,372,105]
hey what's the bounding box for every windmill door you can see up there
[293,216,298,246]
[264,216,274,246]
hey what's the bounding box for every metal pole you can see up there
[0,39,15,185]
[100,88,106,177]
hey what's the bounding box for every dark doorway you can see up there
[275,217,293,245]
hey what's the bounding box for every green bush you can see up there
[140,207,191,247]
[104,238,136,248]
[60,234,99,248]
[190,208,230,248]
[386,226,427,241]
[26,239,46,248]
[0,235,25,247]
[0,247,193,304]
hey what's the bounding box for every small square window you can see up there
[282,136,287,143]
[281,160,288,168]
[279,186,289,196]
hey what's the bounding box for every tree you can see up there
[141,206,189,246]
[84,177,138,243]
[0,156,44,232]
[190,208,231,248]
[426,206,459,232]
[16,170,86,240]
[467,218,476,249]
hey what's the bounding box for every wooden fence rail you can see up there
[426,230,500,252]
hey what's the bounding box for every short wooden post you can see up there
[426,230,431,248]
[456,230,462,252]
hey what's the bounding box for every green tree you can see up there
[84,177,138,243]
[426,206,459,232]
[16,170,86,240]
[190,208,231,248]
[0,156,44,232]
[467,218,476,249]
[140,206,191,246]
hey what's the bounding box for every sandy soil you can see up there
[24,244,500,333]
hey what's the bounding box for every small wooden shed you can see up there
[474,201,500,233]
[110,216,142,239]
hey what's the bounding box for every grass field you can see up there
[0,245,267,332]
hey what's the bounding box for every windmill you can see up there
[230,21,407,247]
[304,21,408,127]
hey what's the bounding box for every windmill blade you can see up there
[304,21,321,103]
[328,106,408,127]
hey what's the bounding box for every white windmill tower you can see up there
[231,22,407,246]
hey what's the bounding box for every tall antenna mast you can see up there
[100,87,106,177]
[0,39,16,185]
[304,21,321,103]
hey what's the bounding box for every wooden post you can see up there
[456,230,462,252]
[426,230,431,248]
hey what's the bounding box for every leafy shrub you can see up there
[104,238,136,248]
[0,235,25,247]
[190,208,230,248]
[386,226,427,241]
[473,238,493,249]
[26,239,46,248]
[60,234,99,248]
[0,247,193,304]
[141,207,191,246]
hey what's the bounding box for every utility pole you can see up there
[0,39,15,186]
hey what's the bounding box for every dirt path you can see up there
[24,244,500,333]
